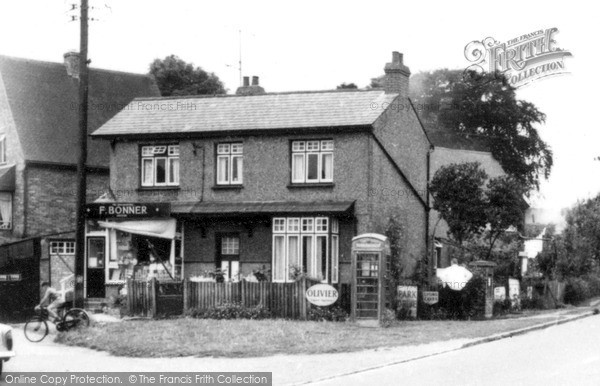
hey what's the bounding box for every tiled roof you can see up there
[426,128,491,152]
[91,90,398,137]
[171,200,355,215]
[0,55,160,167]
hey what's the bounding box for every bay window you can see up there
[291,140,334,183]
[272,217,339,283]
[141,145,179,187]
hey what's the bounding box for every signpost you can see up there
[306,284,338,306]
[398,285,418,318]
[422,291,439,305]
[86,203,171,219]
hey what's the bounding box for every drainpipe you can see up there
[426,146,434,286]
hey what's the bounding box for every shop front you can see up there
[84,202,182,299]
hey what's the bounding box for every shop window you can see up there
[216,143,243,185]
[0,192,12,230]
[140,144,179,187]
[291,140,334,184]
[272,217,339,283]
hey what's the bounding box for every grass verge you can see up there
[55,311,578,358]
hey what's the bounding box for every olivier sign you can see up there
[306,284,339,306]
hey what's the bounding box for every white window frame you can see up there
[291,140,334,184]
[50,241,76,255]
[141,145,179,187]
[216,142,243,185]
[272,217,338,283]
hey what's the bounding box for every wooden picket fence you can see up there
[127,277,336,319]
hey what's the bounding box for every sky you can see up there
[0,0,598,212]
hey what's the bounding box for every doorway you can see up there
[86,237,105,298]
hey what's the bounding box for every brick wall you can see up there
[24,166,109,237]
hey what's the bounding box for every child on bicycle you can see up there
[35,282,66,322]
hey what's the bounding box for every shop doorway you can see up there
[86,237,106,298]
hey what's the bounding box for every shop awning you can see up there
[0,165,15,191]
[98,218,176,239]
[171,201,355,216]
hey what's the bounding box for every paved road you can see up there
[313,314,600,386]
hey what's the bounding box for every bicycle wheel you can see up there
[24,318,49,342]
[63,308,90,330]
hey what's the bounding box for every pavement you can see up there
[5,303,599,386]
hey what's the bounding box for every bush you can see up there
[307,306,348,322]
[380,308,396,328]
[493,299,512,316]
[186,302,272,320]
[564,277,591,304]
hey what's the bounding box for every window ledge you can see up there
[287,183,335,189]
[136,186,181,192]
[212,185,244,190]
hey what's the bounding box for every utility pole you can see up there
[73,0,89,308]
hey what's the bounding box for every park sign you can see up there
[86,203,170,219]
[306,284,339,306]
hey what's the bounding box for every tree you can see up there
[429,162,488,245]
[149,55,226,96]
[484,176,527,259]
[385,217,405,311]
[336,82,358,89]
[560,195,600,273]
[410,69,552,193]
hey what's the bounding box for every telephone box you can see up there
[351,233,390,322]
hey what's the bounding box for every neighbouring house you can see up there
[525,207,566,234]
[86,51,432,300]
[427,129,509,269]
[0,53,159,317]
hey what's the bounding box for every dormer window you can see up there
[140,144,179,187]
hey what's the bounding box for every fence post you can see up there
[300,277,307,320]
[149,278,157,318]
[183,278,188,313]
[240,280,246,307]
[126,278,133,316]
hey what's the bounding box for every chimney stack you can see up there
[383,51,410,97]
[236,75,266,96]
[63,51,80,79]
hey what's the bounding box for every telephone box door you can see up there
[355,252,380,319]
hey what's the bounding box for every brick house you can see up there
[0,53,159,292]
[86,52,432,297]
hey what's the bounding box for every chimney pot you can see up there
[392,51,402,65]
[63,51,80,79]
[252,76,259,86]
[243,76,250,87]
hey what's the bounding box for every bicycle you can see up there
[23,305,90,342]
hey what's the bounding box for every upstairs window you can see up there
[141,145,179,187]
[0,192,12,230]
[216,143,243,185]
[291,140,334,183]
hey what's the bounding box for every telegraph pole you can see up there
[73,0,89,308]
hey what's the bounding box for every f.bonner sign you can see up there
[86,203,170,219]
[306,284,339,306]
